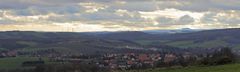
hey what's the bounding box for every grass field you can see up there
[0,57,53,69]
[120,63,240,72]
[0,57,39,69]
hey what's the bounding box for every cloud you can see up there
[78,2,108,13]
[156,17,176,25]
[139,8,204,20]
[0,0,239,31]
[178,15,195,24]
[108,1,158,11]
[154,0,240,12]
[201,11,240,25]
[154,15,194,27]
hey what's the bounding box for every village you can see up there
[48,52,199,70]
[0,49,205,70]
[0,47,234,71]
[0,50,17,58]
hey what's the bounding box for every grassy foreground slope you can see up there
[121,63,240,72]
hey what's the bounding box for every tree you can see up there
[212,47,235,65]
[200,47,235,65]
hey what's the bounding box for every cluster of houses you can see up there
[95,53,197,70]
[0,49,205,70]
[97,53,162,69]
[0,50,17,58]
[48,52,198,70]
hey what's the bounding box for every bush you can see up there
[200,47,235,65]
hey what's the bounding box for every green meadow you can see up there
[0,57,54,69]
[120,63,240,72]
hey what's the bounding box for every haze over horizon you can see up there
[0,0,239,32]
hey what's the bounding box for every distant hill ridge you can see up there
[0,28,240,53]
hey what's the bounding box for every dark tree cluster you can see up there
[199,47,235,65]
[153,47,236,68]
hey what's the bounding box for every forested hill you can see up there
[94,28,240,49]
[1,28,240,55]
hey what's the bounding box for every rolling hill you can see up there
[0,31,145,55]
[1,28,240,55]
[150,28,240,48]
[96,28,240,49]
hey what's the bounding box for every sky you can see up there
[0,0,239,32]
